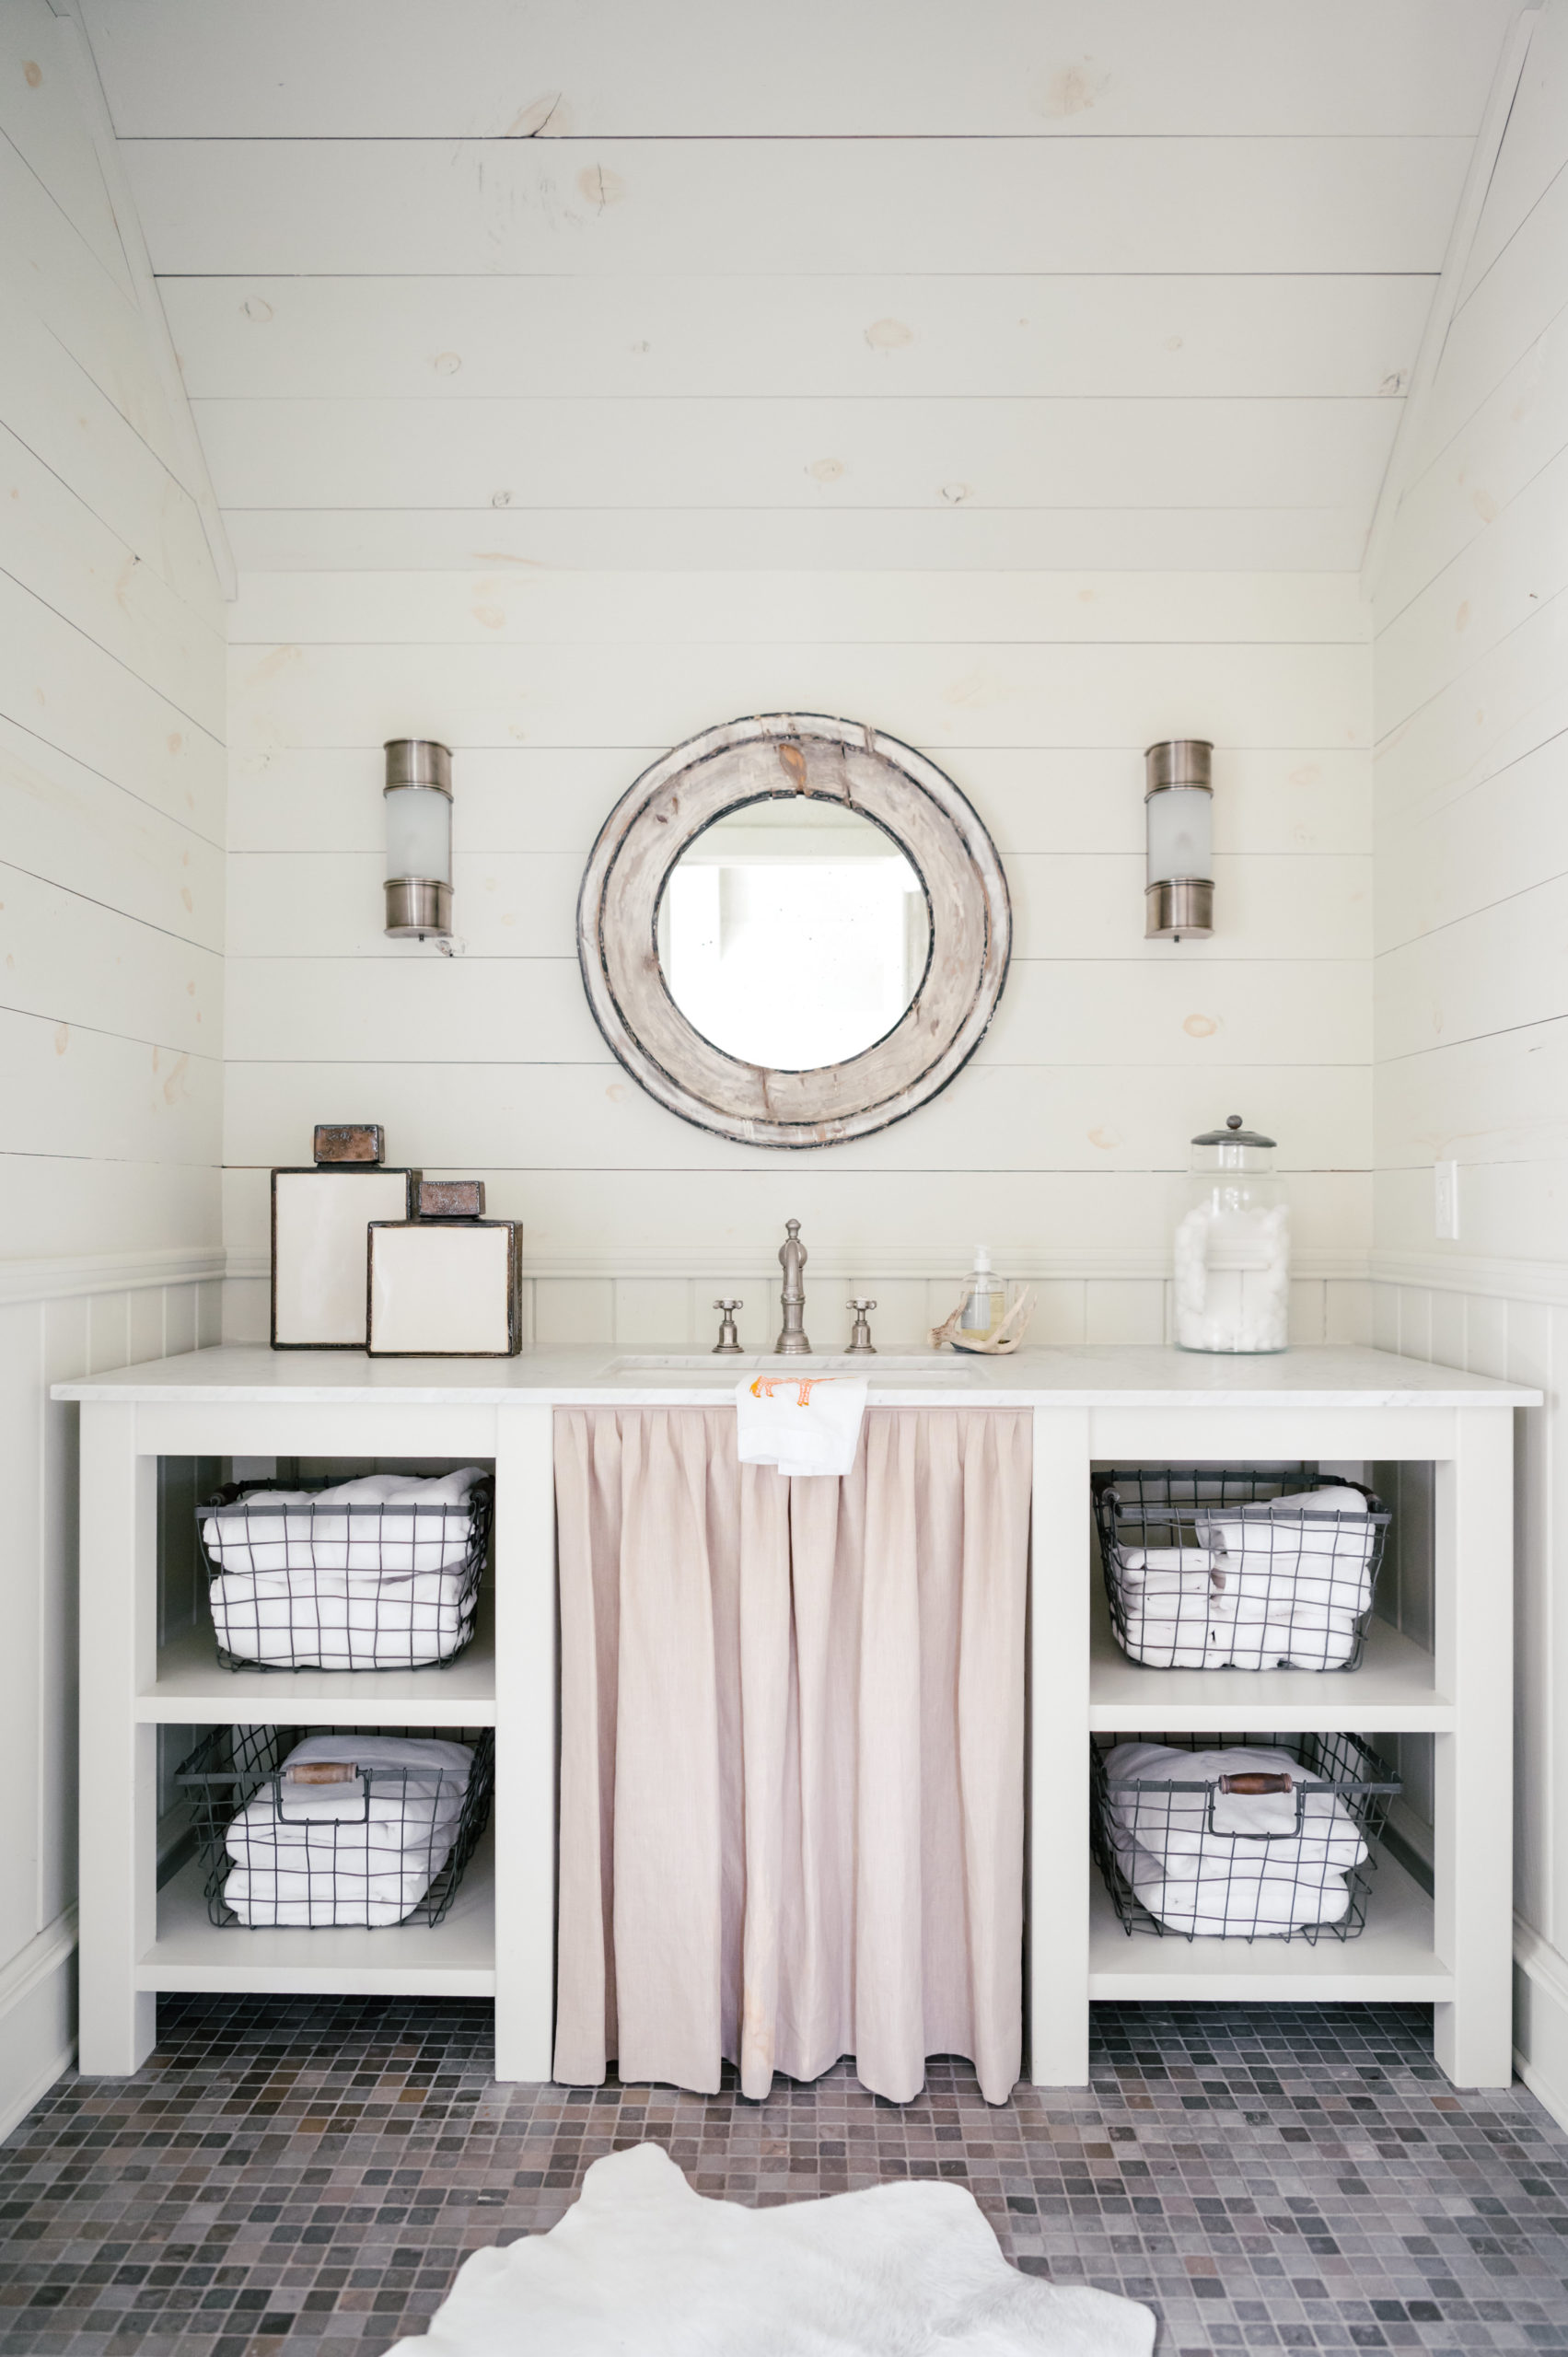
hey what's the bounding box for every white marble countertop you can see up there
[51,1342,1542,1409]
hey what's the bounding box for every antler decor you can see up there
[928,1285,1037,1355]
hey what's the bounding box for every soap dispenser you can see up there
[958,1247,1005,1342]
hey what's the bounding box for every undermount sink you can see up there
[600,1354,990,1384]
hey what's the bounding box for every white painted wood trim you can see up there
[76,1404,157,2074]
[227,1248,1368,1285]
[45,1,238,600]
[1515,1916,1568,2132]
[493,1404,557,2083]
[0,2029,75,2147]
[1359,0,1544,601]
[0,1907,77,2142]
[1370,1249,1568,1307]
[1431,1409,1516,2086]
[0,1245,225,1310]
[0,1905,77,2024]
[1027,1409,1089,2086]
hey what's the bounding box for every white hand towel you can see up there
[735,1375,868,1478]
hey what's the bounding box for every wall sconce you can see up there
[384,738,453,940]
[1144,738,1214,941]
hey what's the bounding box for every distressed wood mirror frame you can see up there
[577,713,1012,1148]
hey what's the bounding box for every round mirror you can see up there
[578,714,1011,1148]
[656,801,931,1071]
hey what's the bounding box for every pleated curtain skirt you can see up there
[552,1405,1032,2105]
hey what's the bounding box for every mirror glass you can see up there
[656,799,931,1070]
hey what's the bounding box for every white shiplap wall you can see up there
[82,0,1514,574]
[0,3,225,2130]
[224,568,1374,1354]
[1370,0,1568,2126]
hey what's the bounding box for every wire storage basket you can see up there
[195,1474,492,1672]
[175,1724,494,1929]
[1091,1729,1400,1945]
[1093,1465,1390,1671]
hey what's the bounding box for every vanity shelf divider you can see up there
[141,1596,498,1725]
[1086,1585,1454,1735]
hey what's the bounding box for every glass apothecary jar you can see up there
[1173,1117,1290,1353]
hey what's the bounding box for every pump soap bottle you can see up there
[958,1247,1005,1342]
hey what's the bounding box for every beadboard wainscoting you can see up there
[0,0,227,2130]
[222,564,1375,1337]
[1370,0,1568,2132]
[0,1252,221,2141]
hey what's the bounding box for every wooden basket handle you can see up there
[1218,1771,1294,1795]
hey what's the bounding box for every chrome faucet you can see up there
[774,1219,811,1355]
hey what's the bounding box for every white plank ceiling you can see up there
[79,0,1518,571]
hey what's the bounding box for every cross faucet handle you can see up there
[712,1300,744,1356]
[845,1299,877,1356]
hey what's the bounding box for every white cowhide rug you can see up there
[387,2141,1156,2355]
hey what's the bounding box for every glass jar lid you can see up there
[1191,1114,1276,1149]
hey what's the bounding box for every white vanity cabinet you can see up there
[56,1344,1536,2092]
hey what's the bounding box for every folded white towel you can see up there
[1117,1629,1213,1668]
[1119,1564,1215,1666]
[1207,1619,1359,1670]
[1200,1487,1375,1609]
[1116,1546,1219,1592]
[203,1466,486,1578]
[735,1375,868,1478]
[1109,1829,1353,1933]
[208,1564,475,1669]
[223,1734,473,1927]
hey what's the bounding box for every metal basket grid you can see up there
[1093,1464,1390,1673]
[175,1723,495,1929]
[195,1478,492,1672]
[1091,1728,1400,1945]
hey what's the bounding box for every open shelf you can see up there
[1088,1583,1451,1733]
[1087,1847,1448,2002]
[139,1829,496,1995]
[139,1587,496,1724]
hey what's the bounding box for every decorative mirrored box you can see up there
[367,1180,522,1358]
[271,1157,419,1349]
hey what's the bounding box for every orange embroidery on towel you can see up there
[749,1376,835,1407]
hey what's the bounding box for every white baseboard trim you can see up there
[0,1909,77,2143]
[1513,1917,1568,2132]
[0,2027,75,2148]
[0,1245,226,1310]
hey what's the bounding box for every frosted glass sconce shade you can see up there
[384,738,453,938]
[1144,738,1214,940]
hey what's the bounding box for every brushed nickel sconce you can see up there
[384,738,453,939]
[1144,738,1214,941]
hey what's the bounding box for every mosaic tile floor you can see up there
[0,1998,1563,2356]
